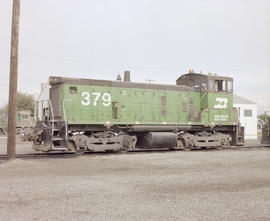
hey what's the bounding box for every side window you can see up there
[222,81,226,91]
[209,80,215,91]
[69,86,77,94]
[227,81,233,92]
[214,81,219,91]
[215,80,223,92]
[244,109,252,117]
[214,80,227,92]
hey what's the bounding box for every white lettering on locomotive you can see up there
[214,114,229,121]
[81,91,111,107]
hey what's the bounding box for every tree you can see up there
[5,92,35,114]
[258,113,270,125]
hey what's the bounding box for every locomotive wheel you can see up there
[177,139,186,150]
[178,138,191,151]
[119,139,130,153]
[169,142,183,151]
[68,141,85,155]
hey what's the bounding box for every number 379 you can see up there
[81,91,111,107]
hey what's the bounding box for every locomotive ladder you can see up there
[40,99,68,151]
[50,120,67,151]
[50,99,72,151]
[34,99,67,151]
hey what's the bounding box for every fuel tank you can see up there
[138,132,178,148]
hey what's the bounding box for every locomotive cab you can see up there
[177,70,243,145]
[176,70,234,111]
[176,70,233,94]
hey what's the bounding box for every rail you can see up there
[0,143,269,159]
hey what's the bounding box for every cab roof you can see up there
[176,72,233,82]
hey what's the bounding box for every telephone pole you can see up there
[7,0,21,160]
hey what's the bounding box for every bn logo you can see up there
[214,98,228,109]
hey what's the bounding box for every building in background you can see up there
[0,108,34,134]
[233,95,257,140]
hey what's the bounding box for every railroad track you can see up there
[0,143,269,160]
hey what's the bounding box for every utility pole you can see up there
[7,0,21,160]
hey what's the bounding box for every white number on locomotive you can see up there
[81,91,91,106]
[81,92,111,107]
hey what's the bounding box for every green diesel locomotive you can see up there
[33,70,244,153]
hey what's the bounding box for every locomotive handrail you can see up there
[48,99,55,135]
[34,99,55,135]
[62,99,72,142]
[34,101,37,123]
[36,99,68,151]
[199,90,208,102]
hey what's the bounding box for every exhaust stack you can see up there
[124,70,130,82]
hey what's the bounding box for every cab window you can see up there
[215,80,226,92]
[227,81,233,92]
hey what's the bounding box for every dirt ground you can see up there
[0,137,270,221]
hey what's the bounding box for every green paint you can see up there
[60,84,237,127]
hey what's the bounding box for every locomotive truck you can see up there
[32,70,244,153]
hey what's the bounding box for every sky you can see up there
[0,0,270,107]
